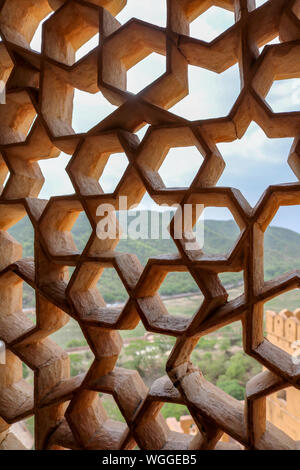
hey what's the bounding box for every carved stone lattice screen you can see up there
[0,0,300,451]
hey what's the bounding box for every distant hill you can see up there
[8,212,300,306]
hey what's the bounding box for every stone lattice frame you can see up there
[0,0,299,450]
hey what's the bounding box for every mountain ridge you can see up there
[8,212,300,305]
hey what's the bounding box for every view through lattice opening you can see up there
[0,0,300,451]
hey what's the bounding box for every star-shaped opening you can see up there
[217,122,297,207]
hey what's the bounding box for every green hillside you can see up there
[8,212,300,306]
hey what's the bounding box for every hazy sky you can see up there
[29,0,300,233]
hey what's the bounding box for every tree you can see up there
[216,376,245,400]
